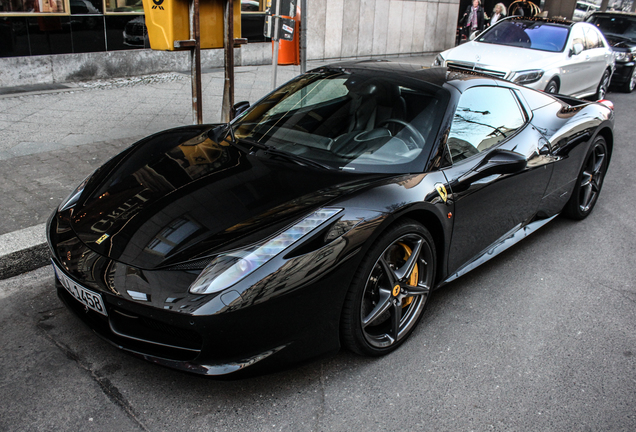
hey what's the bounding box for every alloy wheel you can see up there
[360,233,434,349]
[577,141,607,213]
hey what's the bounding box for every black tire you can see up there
[545,79,559,94]
[595,70,611,100]
[563,136,609,220]
[622,67,636,93]
[341,219,436,356]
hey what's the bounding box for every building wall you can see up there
[307,0,460,60]
[0,0,459,87]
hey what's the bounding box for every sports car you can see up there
[48,62,614,377]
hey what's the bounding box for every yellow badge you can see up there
[96,234,110,245]
[435,183,448,203]
[392,285,401,297]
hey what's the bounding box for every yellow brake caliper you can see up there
[397,243,418,308]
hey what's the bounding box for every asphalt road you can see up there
[1,90,635,431]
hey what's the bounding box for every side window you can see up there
[570,26,586,50]
[447,87,526,163]
[584,26,601,49]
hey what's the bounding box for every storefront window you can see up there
[104,0,142,13]
[241,0,265,12]
[0,0,68,14]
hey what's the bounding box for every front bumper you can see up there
[610,61,635,85]
[47,207,378,376]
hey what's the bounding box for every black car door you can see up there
[441,85,554,276]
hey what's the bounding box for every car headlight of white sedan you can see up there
[433,54,445,67]
[511,69,545,85]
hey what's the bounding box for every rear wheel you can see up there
[545,79,559,94]
[341,220,436,356]
[563,136,608,220]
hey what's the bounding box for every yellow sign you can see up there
[392,285,401,297]
[435,183,448,203]
[96,234,110,245]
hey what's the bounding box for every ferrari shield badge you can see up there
[95,234,110,245]
[435,183,448,203]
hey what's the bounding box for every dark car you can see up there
[587,11,636,92]
[48,62,614,377]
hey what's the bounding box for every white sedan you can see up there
[434,17,615,99]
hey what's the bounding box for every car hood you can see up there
[444,41,563,74]
[68,125,385,269]
[604,34,636,50]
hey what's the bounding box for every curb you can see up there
[0,224,49,280]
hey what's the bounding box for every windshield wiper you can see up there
[238,138,333,170]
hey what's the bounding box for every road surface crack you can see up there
[36,321,151,432]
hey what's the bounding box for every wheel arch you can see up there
[387,209,447,286]
[547,75,561,91]
[596,126,613,161]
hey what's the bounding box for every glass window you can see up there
[570,25,586,49]
[104,0,142,13]
[587,14,636,40]
[0,0,67,13]
[241,0,264,12]
[584,25,601,48]
[447,87,526,163]
[478,20,570,52]
[233,69,450,174]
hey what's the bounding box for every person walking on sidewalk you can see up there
[461,0,485,39]
[489,3,507,26]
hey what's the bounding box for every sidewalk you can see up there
[0,54,435,279]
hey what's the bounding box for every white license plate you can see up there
[52,261,108,316]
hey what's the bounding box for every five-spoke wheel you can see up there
[341,220,436,355]
[563,136,609,220]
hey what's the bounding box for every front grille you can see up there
[447,61,508,79]
[110,308,203,354]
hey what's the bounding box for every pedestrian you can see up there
[489,3,507,26]
[461,0,485,39]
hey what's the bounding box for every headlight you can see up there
[511,69,545,84]
[432,54,445,67]
[188,208,343,295]
[614,51,633,62]
[58,172,93,212]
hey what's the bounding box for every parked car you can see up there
[434,16,615,99]
[572,1,600,22]
[587,11,636,92]
[48,62,613,377]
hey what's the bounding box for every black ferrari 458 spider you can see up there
[48,61,614,376]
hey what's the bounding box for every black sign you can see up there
[269,0,296,18]
[264,16,295,41]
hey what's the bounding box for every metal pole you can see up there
[190,0,203,124]
[271,0,282,89]
[222,0,235,122]
[300,0,306,74]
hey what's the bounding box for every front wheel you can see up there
[563,136,609,220]
[545,79,559,94]
[622,66,636,93]
[341,220,436,356]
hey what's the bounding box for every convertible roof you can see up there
[317,60,498,90]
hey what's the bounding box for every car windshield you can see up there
[478,20,570,52]
[587,14,636,41]
[231,68,449,174]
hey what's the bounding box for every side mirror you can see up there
[457,149,527,185]
[570,43,584,57]
[231,101,250,119]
